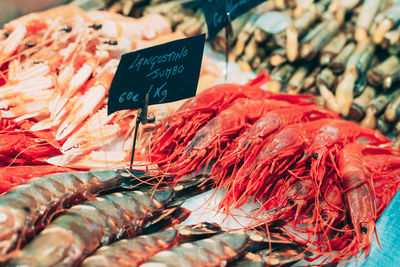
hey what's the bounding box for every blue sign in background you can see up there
[201,0,266,40]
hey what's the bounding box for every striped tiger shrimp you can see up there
[0,169,146,258]
[211,105,340,185]
[6,177,212,266]
[141,229,304,267]
[232,241,307,267]
[81,222,222,267]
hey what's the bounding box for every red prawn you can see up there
[211,105,339,185]
[149,74,312,164]
[149,80,268,161]
[0,165,74,193]
[337,143,378,257]
[218,120,330,210]
[154,98,287,181]
[290,120,390,233]
[0,119,61,166]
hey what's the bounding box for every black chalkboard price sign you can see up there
[107,33,206,115]
[201,0,266,40]
[107,34,206,168]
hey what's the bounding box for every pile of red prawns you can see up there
[0,117,73,192]
[145,74,400,262]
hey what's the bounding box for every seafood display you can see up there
[0,169,306,266]
[138,0,400,142]
[2,171,210,265]
[145,76,400,262]
[0,4,221,175]
[1,1,400,266]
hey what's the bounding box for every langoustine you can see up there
[0,5,221,172]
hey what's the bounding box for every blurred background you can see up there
[0,0,68,26]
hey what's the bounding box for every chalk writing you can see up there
[108,34,205,115]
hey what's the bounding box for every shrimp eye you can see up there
[322,214,328,220]
[4,32,10,37]
[361,226,368,234]
[104,40,118,45]
[312,152,318,159]
[89,24,102,30]
[288,200,295,205]
[338,232,344,237]
[61,26,72,32]
[147,115,156,123]
[24,42,36,48]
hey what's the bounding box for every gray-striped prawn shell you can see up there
[81,222,222,267]
[141,231,250,267]
[231,246,306,267]
[6,189,172,267]
[81,228,180,267]
[0,169,139,258]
